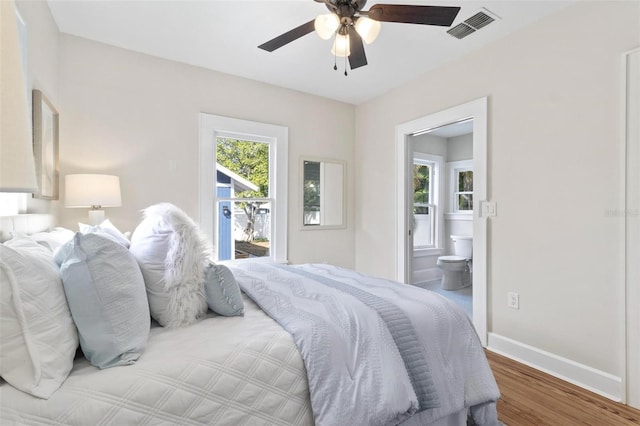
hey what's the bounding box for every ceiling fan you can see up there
[258,0,461,74]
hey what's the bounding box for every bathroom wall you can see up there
[444,133,473,255]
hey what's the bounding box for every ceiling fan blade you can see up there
[258,19,316,52]
[348,26,367,70]
[367,4,460,26]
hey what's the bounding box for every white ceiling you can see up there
[47,0,574,105]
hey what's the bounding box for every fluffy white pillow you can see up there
[0,238,78,399]
[129,203,211,328]
[79,219,129,248]
[58,232,150,369]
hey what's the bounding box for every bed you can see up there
[0,213,500,426]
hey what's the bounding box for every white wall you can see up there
[51,35,356,268]
[355,0,639,386]
[15,0,59,214]
[447,133,473,162]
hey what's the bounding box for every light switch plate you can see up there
[481,201,497,217]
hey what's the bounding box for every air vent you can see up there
[447,23,476,39]
[447,8,499,40]
[465,11,494,30]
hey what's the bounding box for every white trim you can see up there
[412,152,444,251]
[199,114,288,263]
[623,47,640,409]
[395,97,488,346]
[447,159,474,214]
[445,213,473,221]
[488,333,623,402]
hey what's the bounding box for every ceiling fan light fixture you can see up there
[355,16,381,44]
[331,33,351,57]
[314,13,340,40]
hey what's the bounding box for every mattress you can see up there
[0,295,314,425]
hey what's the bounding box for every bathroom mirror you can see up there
[301,158,346,229]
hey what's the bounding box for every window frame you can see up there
[199,114,288,263]
[412,153,444,252]
[447,160,474,216]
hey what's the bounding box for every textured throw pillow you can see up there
[204,262,244,316]
[79,219,130,248]
[58,232,150,369]
[0,239,78,399]
[129,203,211,328]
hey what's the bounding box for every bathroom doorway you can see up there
[395,97,489,346]
[408,120,474,318]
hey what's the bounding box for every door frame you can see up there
[623,47,640,408]
[395,97,489,346]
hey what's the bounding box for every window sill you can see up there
[445,213,473,221]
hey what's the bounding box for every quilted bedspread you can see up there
[0,294,314,426]
[0,262,500,426]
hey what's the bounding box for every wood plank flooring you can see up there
[486,350,640,426]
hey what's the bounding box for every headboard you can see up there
[0,214,55,242]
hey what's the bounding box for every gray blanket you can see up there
[231,262,500,426]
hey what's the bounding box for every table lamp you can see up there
[65,174,121,225]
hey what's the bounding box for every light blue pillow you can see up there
[204,263,244,316]
[58,233,150,369]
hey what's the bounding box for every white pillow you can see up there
[79,219,130,248]
[130,203,210,328]
[0,238,78,399]
[58,232,150,369]
[9,227,74,253]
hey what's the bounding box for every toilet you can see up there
[437,235,472,291]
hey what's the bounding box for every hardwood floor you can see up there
[486,350,640,426]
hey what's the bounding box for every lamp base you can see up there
[88,209,106,226]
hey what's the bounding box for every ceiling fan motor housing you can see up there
[326,0,367,18]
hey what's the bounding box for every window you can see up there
[215,137,270,260]
[412,154,442,249]
[448,160,473,214]
[199,114,288,263]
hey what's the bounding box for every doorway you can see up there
[395,97,489,346]
[408,120,474,318]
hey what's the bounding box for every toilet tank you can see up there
[451,235,473,258]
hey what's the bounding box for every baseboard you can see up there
[487,333,623,402]
[413,267,442,285]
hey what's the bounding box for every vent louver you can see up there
[447,23,476,39]
[447,9,498,39]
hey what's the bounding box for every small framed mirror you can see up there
[301,157,346,229]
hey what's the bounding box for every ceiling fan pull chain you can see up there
[344,55,348,76]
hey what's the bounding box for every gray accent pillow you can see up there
[58,232,150,369]
[204,263,244,316]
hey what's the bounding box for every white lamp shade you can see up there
[355,17,381,44]
[331,33,351,57]
[0,0,37,193]
[65,174,122,208]
[314,14,340,40]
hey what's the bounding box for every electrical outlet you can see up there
[507,292,519,309]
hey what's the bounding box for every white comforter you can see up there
[0,295,314,426]
[234,263,500,426]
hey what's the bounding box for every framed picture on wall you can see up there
[32,89,59,200]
